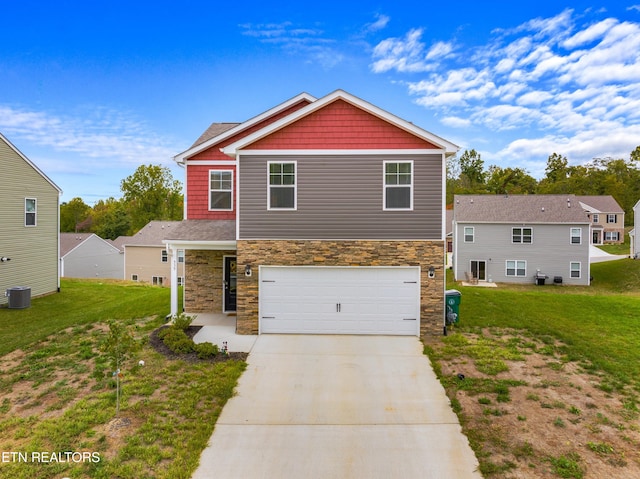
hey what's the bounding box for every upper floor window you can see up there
[210,170,233,211]
[607,214,617,223]
[161,250,168,263]
[178,250,185,263]
[383,161,413,210]
[570,228,582,244]
[464,226,474,243]
[512,227,532,244]
[25,198,37,226]
[268,162,296,210]
[592,214,599,223]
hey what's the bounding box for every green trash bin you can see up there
[445,289,461,325]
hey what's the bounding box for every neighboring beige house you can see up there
[0,132,62,306]
[577,195,625,244]
[122,221,184,286]
[60,233,124,279]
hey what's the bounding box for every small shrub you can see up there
[162,328,194,354]
[548,452,583,479]
[170,313,195,331]
[478,397,491,405]
[554,417,566,428]
[194,342,219,359]
[586,442,614,455]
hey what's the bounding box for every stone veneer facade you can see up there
[184,249,236,313]
[236,240,445,338]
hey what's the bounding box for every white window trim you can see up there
[131,274,139,282]
[209,169,234,211]
[177,250,185,263]
[152,276,164,286]
[570,262,581,278]
[512,227,533,244]
[267,161,297,211]
[464,226,475,243]
[161,250,168,263]
[592,214,599,223]
[383,160,414,211]
[607,214,617,224]
[505,259,527,277]
[570,227,582,244]
[25,197,37,227]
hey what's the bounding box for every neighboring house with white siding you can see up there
[60,233,124,279]
[453,194,591,286]
[630,199,640,259]
[0,132,62,305]
[576,195,625,244]
[122,221,184,286]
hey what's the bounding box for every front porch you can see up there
[189,312,257,353]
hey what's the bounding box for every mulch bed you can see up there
[149,325,248,363]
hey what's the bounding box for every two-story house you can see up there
[576,195,625,244]
[630,199,639,259]
[121,221,184,286]
[453,195,591,286]
[1,133,62,306]
[164,90,458,338]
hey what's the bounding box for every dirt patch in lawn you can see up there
[426,328,640,478]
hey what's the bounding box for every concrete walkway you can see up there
[192,335,481,479]
[589,245,628,263]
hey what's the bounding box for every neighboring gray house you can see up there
[60,233,124,279]
[0,133,62,306]
[630,199,640,259]
[576,195,625,244]
[453,195,591,286]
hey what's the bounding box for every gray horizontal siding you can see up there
[239,154,443,239]
[454,223,590,285]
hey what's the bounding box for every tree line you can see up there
[447,147,640,225]
[60,164,183,239]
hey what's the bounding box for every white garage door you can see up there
[259,266,420,335]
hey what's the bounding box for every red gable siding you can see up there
[186,98,311,219]
[245,99,439,150]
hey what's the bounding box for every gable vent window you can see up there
[268,162,296,210]
[25,198,37,226]
[210,170,233,211]
[384,161,413,210]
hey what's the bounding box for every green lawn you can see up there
[0,279,242,479]
[448,258,640,388]
[0,279,172,356]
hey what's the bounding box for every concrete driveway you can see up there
[192,335,481,478]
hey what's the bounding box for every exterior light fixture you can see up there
[428,266,435,278]
[245,264,252,277]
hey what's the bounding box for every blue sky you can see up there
[1,1,639,203]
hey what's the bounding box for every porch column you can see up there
[169,245,179,316]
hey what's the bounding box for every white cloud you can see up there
[371,8,640,170]
[0,105,177,168]
[364,13,390,34]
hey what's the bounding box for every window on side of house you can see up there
[570,228,582,244]
[152,276,164,286]
[177,250,185,263]
[177,277,184,286]
[592,214,599,223]
[607,214,617,223]
[383,161,413,210]
[464,226,474,243]
[570,262,581,278]
[25,198,37,226]
[268,162,296,210]
[512,227,533,243]
[506,260,526,277]
[161,250,168,263]
[131,274,138,281]
[210,170,233,210]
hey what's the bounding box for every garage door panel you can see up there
[259,267,420,335]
